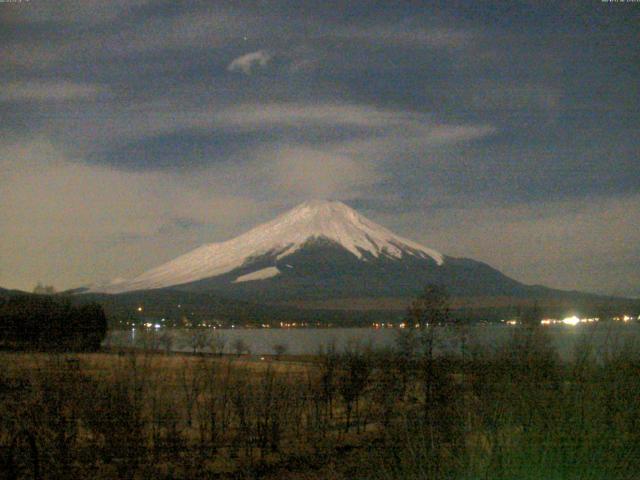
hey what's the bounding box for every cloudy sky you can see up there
[1,1,638,297]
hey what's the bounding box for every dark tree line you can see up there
[0,295,107,351]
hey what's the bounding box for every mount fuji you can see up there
[96,200,443,294]
[89,200,588,309]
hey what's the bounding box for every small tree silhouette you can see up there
[232,338,250,356]
[186,328,209,354]
[158,330,173,353]
[208,331,227,356]
[272,343,288,359]
[406,284,453,360]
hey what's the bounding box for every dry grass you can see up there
[2,330,640,479]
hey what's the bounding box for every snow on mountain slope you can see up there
[94,200,443,293]
[233,266,281,283]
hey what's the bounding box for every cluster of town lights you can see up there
[372,322,424,329]
[536,315,637,326]
[132,305,637,329]
[538,316,598,326]
[374,316,639,329]
[279,321,309,328]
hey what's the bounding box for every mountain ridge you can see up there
[84,200,638,317]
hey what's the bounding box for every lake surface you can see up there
[106,322,640,361]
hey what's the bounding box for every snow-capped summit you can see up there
[94,200,443,293]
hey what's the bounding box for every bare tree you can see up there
[208,331,227,356]
[318,342,338,422]
[407,284,453,360]
[135,328,161,351]
[232,338,250,356]
[178,358,203,428]
[186,328,209,355]
[336,345,372,433]
[158,329,173,354]
[406,285,459,452]
[272,343,288,359]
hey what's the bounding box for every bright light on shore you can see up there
[562,316,580,326]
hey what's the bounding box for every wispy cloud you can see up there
[333,25,473,49]
[0,81,106,102]
[1,7,250,68]
[30,99,495,165]
[215,104,496,142]
[252,146,381,201]
[471,82,563,113]
[228,50,273,74]
[215,103,404,130]
[157,217,205,235]
[0,138,268,289]
[4,0,152,25]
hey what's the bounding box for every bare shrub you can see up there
[272,343,288,359]
[336,344,372,433]
[208,331,227,356]
[185,328,209,355]
[232,338,250,356]
[158,329,174,353]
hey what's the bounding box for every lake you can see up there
[106,322,640,361]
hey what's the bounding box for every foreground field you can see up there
[2,325,640,479]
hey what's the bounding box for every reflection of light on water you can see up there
[562,316,580,326]
[107,324,640,361]
[542,317,600,326]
